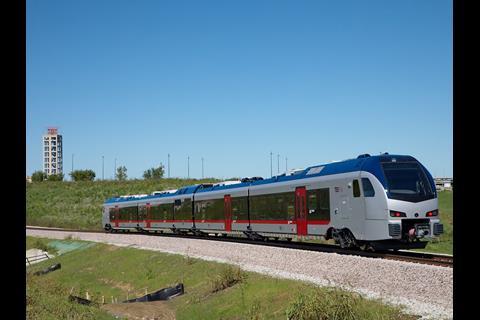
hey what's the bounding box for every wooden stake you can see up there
[102,296,105,304]
[86,291,89,300]
[111,296,114,303]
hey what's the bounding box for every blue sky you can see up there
[26,0,452,180]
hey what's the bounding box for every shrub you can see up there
[47,173,64,181]
[143,164,165,180]
[70,170,96,181]
[31,171,46,182]
[116,166,127,181]
[210,265,247,293]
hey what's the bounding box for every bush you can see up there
[210,265,247,293]
[47,173,64,181]
[70,170,96,181]
[31,171,46,182]
[143,164,165,180]
[116,166,127,181]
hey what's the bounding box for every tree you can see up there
[31,171,46,182]
[47,173,64,181]
[116,166,127,181]
[143,164,165,180]
[70,170,96,181]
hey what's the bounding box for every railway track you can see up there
[26,226,453,268]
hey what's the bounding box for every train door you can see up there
[224,195,232,231]
[146,203,151,228]
[114,206,119,227]
[295,187,307,236]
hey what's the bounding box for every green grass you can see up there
[26,179,453,255]
[26,178,221,230]
[26,236,418,320]
[419,190,453,255]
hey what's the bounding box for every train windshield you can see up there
[381,161,435,202]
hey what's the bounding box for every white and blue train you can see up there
[102,153,443,250]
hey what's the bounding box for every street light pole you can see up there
[114,158,117,180]
[277,153,280,174]
[202,157,204,179]
[102,156,104,180]
[187,156,190,179]
[71,154,74,180]
[168,153,170,178]
[270,152,273,177]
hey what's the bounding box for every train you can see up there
[102,153,443,251]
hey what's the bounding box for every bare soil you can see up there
[101,301,175,320]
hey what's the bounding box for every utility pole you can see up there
[201,157,204,179]
[168,154,170,178]
[102,156,104,180]
[277,153,280,174]
[270,152,273,177]
[71,154,74,179]
[114,158,117,180]
[187,156,190,179]
[285,157,288,173]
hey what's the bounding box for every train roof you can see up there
[104,153,419,204]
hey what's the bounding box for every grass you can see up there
[26,237,59,255]
[26,179,453,255]
[26,178,221,230]
[420,190,453,255]
[26,236,418,320]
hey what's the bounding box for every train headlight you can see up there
[389,210,406,217]
[426,210,439,217]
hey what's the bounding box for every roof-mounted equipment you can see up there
[240,177,264,183]
[357,154,371,158]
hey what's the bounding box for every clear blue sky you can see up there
[26,0,452,180]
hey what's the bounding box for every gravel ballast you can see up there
[27,229,453,319]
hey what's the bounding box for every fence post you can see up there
[102,296,105,304]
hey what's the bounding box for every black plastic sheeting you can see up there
[34,263,61,276]
[69,295,95,306]
[123,283,184,303]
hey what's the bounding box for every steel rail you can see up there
[26,226,453,268]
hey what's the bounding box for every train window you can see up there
[138,206,147,220]
[361,178,375,197]
[353,180,361,197]
[109,208,116,220]
[150,203,174,220]
[195,199,224,221]
[174,199,192,220]
[119,206,137,220]
[307,188,330,221]
[231,196,249,221]
[250,192,295,221]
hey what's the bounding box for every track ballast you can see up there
[26,226,453,268]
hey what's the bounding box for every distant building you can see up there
[434,178,453,191]
[43,127,63,176]
[26,176,32,183]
